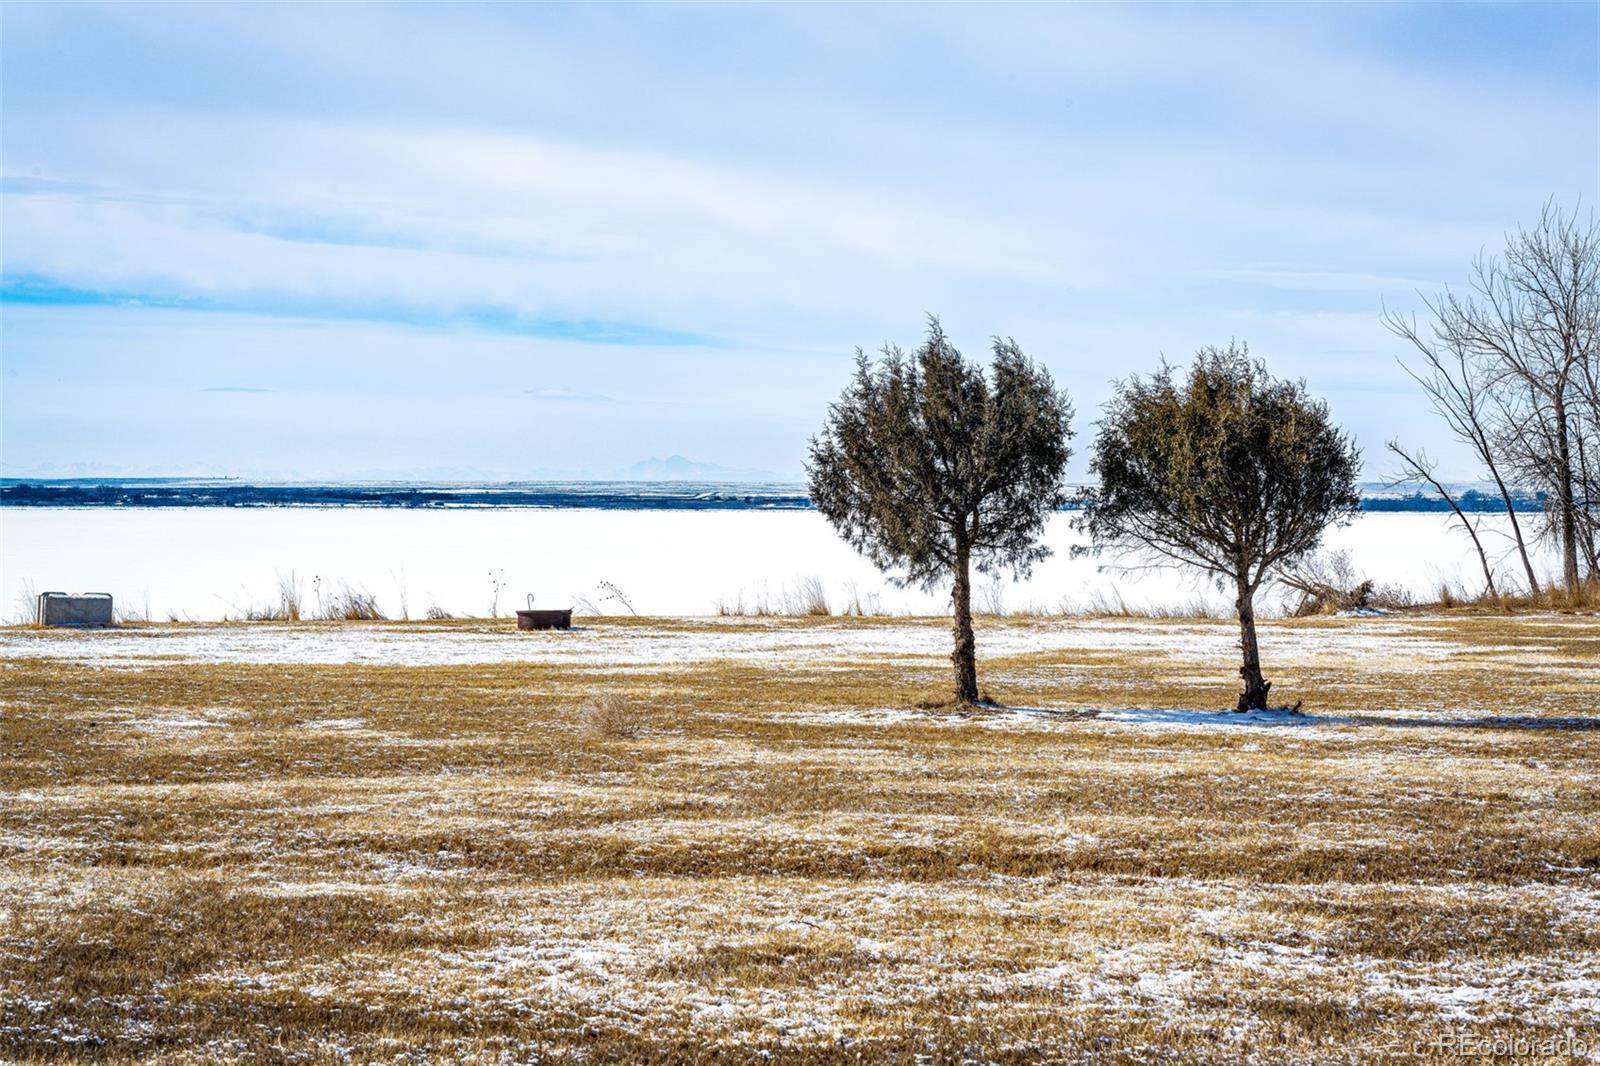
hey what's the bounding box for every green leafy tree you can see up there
[1080,344,1361,711]
[808,319,1074,705]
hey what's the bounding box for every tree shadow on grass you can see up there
[1010,706,1600,732]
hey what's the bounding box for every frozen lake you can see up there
[0,507,1555,622]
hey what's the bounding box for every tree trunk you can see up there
[1554,395,1581,590]
[1577,433,1599,582]
[1489,466,1540,595]
[951,542,979,705]
[1235,578,1270,712]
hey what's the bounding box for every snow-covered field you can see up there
[0,507,1556,621]
[0,612,1530,671]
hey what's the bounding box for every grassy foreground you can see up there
[2,613,1597,1063]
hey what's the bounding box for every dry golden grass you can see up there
[2,612,1597,1063]
[1423,576,1600,614]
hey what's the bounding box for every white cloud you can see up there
[1,3,1593,477]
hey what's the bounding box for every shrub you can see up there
[582,693,641,740]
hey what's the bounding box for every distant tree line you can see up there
[1359,489,1544,514]
[0,482,816,510]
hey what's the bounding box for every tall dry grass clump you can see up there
[1426,575,1600,614]
[1072,588,1223,619]
[975,576,1007,618]
[788,576,831,616]
[277,572,303,621]
[311,579,384,622]
[715,577,833,617]
[836,580,885,617]
[581,692,642,739]
[239,573,304,621]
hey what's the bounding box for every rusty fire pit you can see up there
[517,608,573,631]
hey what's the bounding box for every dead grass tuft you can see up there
[582,691,644,739]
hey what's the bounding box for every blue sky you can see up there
[2,3,1595,480]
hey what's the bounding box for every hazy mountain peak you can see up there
[621,455,781,482]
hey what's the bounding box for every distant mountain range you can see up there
[619,455,784,482]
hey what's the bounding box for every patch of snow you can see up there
[303,717,367,731]
[0,615,1494,671]
[1093,706,1355,731]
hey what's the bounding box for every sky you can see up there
[2,2,1596,482]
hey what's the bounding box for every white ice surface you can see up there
[0,508,1559,623]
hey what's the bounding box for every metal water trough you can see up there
[517,608,573,631]
[37,592,115,627]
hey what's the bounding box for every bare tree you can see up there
[1401,201,1599,589]
[1381,307,1540,593]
